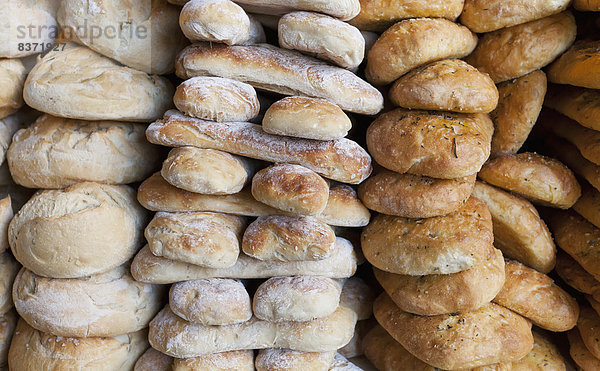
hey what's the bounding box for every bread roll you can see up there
[574,185,600,230]
[7,114,161,188]
[358,171,476,218]
[389,59,498,114]
[0,310,16,367]
[365,18,477,85]
[180,0,252,45]
[58,0,186,74]
[577,305,600,359]
[338,320,371,358]
[131,238,357,283]
[568,329,600,371]
[374,294,533,370]
[0,253,18,315]
[0,59,25,119]
[8,320,148,371]
[0,112,29,166]
[471,181,556,273]
[541,110,600,166]
[318,185,371,228]
[232,0,360,21]
[175,43,383,115]
[574,0,600,11]
[466,12,576,83]
[0,197,12,254]
[149,306,356,357]
[547,40,600,89]
[329,353,363,370]
[173,350,254,371]
[478,152,581,209]
[24,44,174,122]
[278,11,364,69]
[339,277,374,321]
[145,211,244,268]
[242,215,336,261]
[255,349,335,371]
[134,348,173,371]
[362,196,493,275]
[555,252,600,296]
[366,109,493,179]
[9,182,146,278]
[169,279,251,325]
[262,96,351,141]
[545,85,600,132]
[0,1,57,58]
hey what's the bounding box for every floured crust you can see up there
[173,350,254,371]
[0,197,12,254]
[0,2,57,58]
[0,59,25,119]
[234,0,361,21]
[339,277,374,321]
[180,0,252,45]
[545,85,600,132]
[134,348,173,371]
[255,349,334,371]
[547,40,600,89]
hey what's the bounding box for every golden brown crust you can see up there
[574,185,600,230]
[573,0,600,11]
[541,110,600,166]
[389,59,498,114]
[366,109,493,179]
[365,18,477,85]
[0,309,16,365]
[478,152,581,209]
[543,135,600,193]
[577,305,600,359]
[466,12,576,83]
[569,329,600,371]
[544,85,600,131]
[547,40,600,89]
[555,252,600,296]
[361,196,493,275]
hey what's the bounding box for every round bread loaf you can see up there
[545,84,600,132]
[173,350,254,371]
[542,109,600,166]
[253,276,341,322]
[362,196,493,275]
[461,0,571,33]
[0,112,30,167]
[252,163,330,216]
[574,0,600,10]
[466,12,576,83]
[262,96,351,141]
[8,320,148,371]
[319,185,371,227]
[242,215,336,262]
[180,0,252,45]
[471,181,556,273]
[365,18,477,85]
[233,0,360,21]
[490,70,547,158]
[23,44,174,122]
[358,171,476,218]
[574,185,600,230]
[555,252,600,296]
[389,59,498,114]
[366,109,493,179]
[256,349,334,371]
[0,309,16,367]
[374,294,534,370]
[279,11,364,69]
[0,197,12,254]
[9,182,146,278]
[0,1,57,58]
[169,279,251,325]
[547,40,600,89]
[13,264,165,337]
[339,277,374,321]
[569,329,600,371]
[375,246,505,316]
[134,348,173,371]
[0,252,18,315]
[58,0,186,74]
[493,260,579,332]
[0,59,25,119]
[7,114,161,188]
[479,152,581,209]
[576,305,600,359]
[174,77,259,122]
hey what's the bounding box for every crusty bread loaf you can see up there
[574,0,600,11]
[358,171,475,218]
[545,85,600,132]
[134,348,173,371]
[0,197,12,254]
[0,59,25,119]
[175,43,383,115]
[24,44,174,122]
[9,182,146,278]
[242,215,336,261]
[8,320,148,371]
[568,329,600,371]
[180,0,252,45]
[466,12,576,83]
[338,320,371,358]
[362,196,493,275]
[173,350,254,371]
[262,96,351,141]
[318,185,371,227]
[366,109,493,179]
[278,11,364,69]
[0,1,57,58]
[365,18,477,85]
[547,40,600,89]
[389,59,498,114]
[555,252,600,296]
[0,112,30,167]
[577,305,600,359]
[490,70,547,158]
[145,211,244,268]
[7,114,161,188]
[131,238,357,283]
[339,277,373,321]
[574,185,600,230]
[232,0,360,21]
[169,279,251,325]
[541,110,600,166]
[0,309,16,367]
[0,252,18,315]
[256,349,335,371]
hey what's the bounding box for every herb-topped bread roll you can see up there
[544,85,600,132]
[541,110,600,166]
[0,59,25,119]
[555,252,600,297]
[547,40,600,89]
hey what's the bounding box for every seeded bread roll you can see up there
[173,350,255,371]
[545,85,600,132]
[232,0,360,21]
[0,1,57,58]
[180,0,252,45]
[9,182,146,278]
[547,40,600,89]
[389,59,498,114]
[0,252,18,315]
[242,215,336,261]
[339,277,374,321]
[366,109,493,179]
[361,196,493,275]
[169,279,251,325]
[541,110,600,166]
[577,305,600,360]
[0,197,12,254]
[0,59,25,119]
[262,96,351,141]
[255,349,335,371]
[134,348,173,371]
[555,252,600,296]
[466,12,576,83]
[145,212,244,268]
[0,309,16,367]
[365,18,477,85]
[569,329,600,371]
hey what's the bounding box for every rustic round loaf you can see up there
[0,59,25,119]
[173,350,255,371]
[0,111,31,167]
[134,348,173,371]
[339,277,374,321]
[569,329,600,371]
[255,349,334,371]
[547,40,600,89]
[0,197,12,254]
[0,252,18,315]
[180,0,252,45]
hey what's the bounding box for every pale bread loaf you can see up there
[0,252,18,315]
[338,320,371,358]
[0,59,25,119]
[134,348,173,371]
[0,309,16,367]
[173,350,254,371]
[339,277,373,321]
[180,0,252,45]
[232,0,360,21]
[0,1,57,58]
[0,197,12,254]
[0,111,30,166]
[255,349,335,371]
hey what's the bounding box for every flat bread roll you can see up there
[134,348,173,371]
[0,1,57,58]
[573,185,600,230]
[389,59,498,114]
[339,277,374,321]
[180,0,252,45]
[278,11,364,69]
[255,349,335,371]
[568,329,600,371]
[145,212,244,268]
[0,197,12,254]
[490,70,547,158]
[374,294,534,370]
[23,44,174,122]
[545,85,600,131]
[555,252,600,296]
[466,12,576,83]
[232,0,360,21]
[7,114,161,189]
[471,181,556,273]
[0,59,25,119]
[541,110,600,166]
[9,182,146,278]
[8,320,148,371]
[0,252,18,315]
[547,40,600,89]
[361,196,493,275]
[577,305,600,359]
[574,0,600,10]
[173,350,254,371]
[175,43,383,115]
[169,279,251,325]
[13,264,165,337]
[374,246,505,316]
[0,310,16,367]
[366,109,493,179]
[365,18,477,85]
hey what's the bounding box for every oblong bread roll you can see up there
[255,349,334,371]
[545,84,600,132]
[574,0,600,10]
[173,350,254,371]
[545,136,600,193]
[547,40,600,89]
[0,1,57,58]
[0,197,11,254]
[0,252,18,315]
[134,348,173,371]
[577,304,600,359]
[0,310,17,367]
[0,59,25,119]
[555,252,600,296]
[568,329,600,371]
[231,0,360,21]
[180,0,252,45]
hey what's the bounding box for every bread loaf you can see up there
[173,350,254,371]
[0,112,29,166]
[255,349,335,371]
[339,277,374,321]
[0,59,25,119]
[134,348,173,371]
[541,110,600,166]
[573,185,600,230]
[547,40,600,89]
[0,1,57,58]
[574,0,600,10]
[232,0,360,21]
[568,329,600,371]
[338,320,371,358]
[0,310,16,367]
[0,252,18,315]
[577,305,600,359]
[180,0,253,45]
[544,85,600,132]
[555,252,600,296]
[0,197,12,254]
